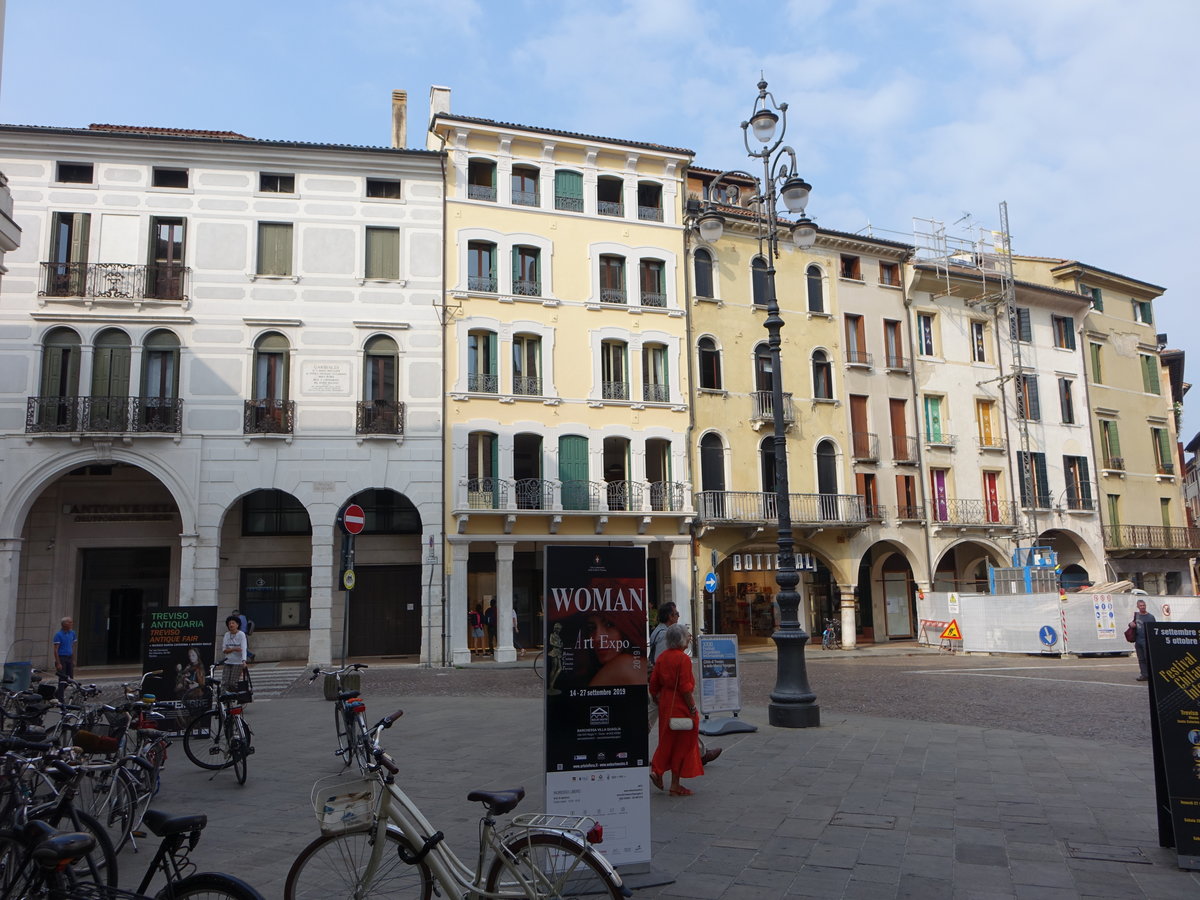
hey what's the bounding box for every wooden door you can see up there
[349,565,422,656]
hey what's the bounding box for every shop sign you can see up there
[730,552,816,572]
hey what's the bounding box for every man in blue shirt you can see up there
[53,616,77,701]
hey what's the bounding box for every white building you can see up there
[0,122,447,667]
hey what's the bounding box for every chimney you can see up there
[429,85,452,121]
[391,90,408,148]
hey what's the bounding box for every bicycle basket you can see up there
[311,773,377,835]
[323,671,360,701]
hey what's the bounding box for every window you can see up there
[917,314,936,356]
[970,321,987,363]
[1081,284,1103,311]
[1058,378,1076,424]
[812,350,833,400]
[929,469,949,522]
[365,227,400,280]
[844,314,868,365]
[250,332,290,432]
[46,212,91,296]
[467,330,497,393]
[142,330,180,401]
[353,489,421,533]
[260,172,295,193]
[1133,299,1154,325]
[35,327,81,429]
[601,340,628,400]
[751,257,768,307]
[56,162,93,184]
[513,334,542,396]
[555,170,583,212]
[884,320,904,369]
[879,261,900,287]
[923,396,946,443]
[1141,353,1161,394]
[639,259,666,307]
[1089,342,1104,383]
[975,399,999,448]
[806,265,823,313]
[697,337,722,390]
[240,567,311,629]
[1063,456,1093,510]
[857,473,880,519]
[1017,451,1051,509]
[366,178,402,199]
[599,255,626,304]
[1162,498,1173,528]
[1100,420,1122,468]
[694,248,714,299]
[256,223,293,276]
[90,328,132,430]
[642,343,669,402]
[512,246,541,296]
[147,217,186,300]
[1052,316,1076,350]
[1107,494,1121,529]
[152,167,189,189]
[896,474,919,518]
[468,431,499,508]
[241,490,311,535]
[468,241,497,292]
[1009,307,1032,343]
[637,182,663,221]
[597,176,623,216]
[511,165,539,207]
[1016,373,1040,421]
[467,159,497,202]
[361,335,400,433]
[839,255,861,280]
[1153,427,1174,475]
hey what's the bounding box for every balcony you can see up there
[600,288,627,305]
[925,432,957,450]
[851,432,878,462]
[602,381,629,401]
[976,436,1006,453]
[891,435,919,465]
[1158,462,1176,476]
[1020,494,1054,511]
[468,275,498,293]
[605,480,643,512]
[511,279,541,297]
[512,189,540,208]
[513,478,555,510]
[643,383,669,403]
[750,391,795,429]
[694,490,866,527]
[845,349,873,368]
[26,396,183,434]
[40,262,190,303]
[555,194,583,212]
[467,373,499,393]
[513,376,543,396]
[864,503,886,521]
[243,398,294,435]
[597,200,623,217]
[467,184,496,202]
[1104,524,1200,554]
[885,354,910,373]
[640,290,667,308]
[897,504,926,521]
[454,478,690,515]
[929,498,1019,527]
[649,481,686,512]
[356,400,404,435]
[1103,456,1125,471]
[637,205,663,222]
[466,477,508,510]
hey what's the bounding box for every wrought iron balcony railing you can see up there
[640,291,667,308]
[694,490,866,526]
[605,480,642,512]
[243,398,294,435]
[40,261,190,302]
[925,432,957,448]
[602,381,629,401]
[26,396,183,434]
[896,504,926,520]
[643,383,669,403]
[560,480,603,511]
[513,478,555,510]
[929,498,1018,526]
[511,279,541,297]
[650,481,686,512]
[885,354,909,372]
[1158,462,1176,476]
[355,400,404,435]
[1063,493,1097,511]
[467,373,499,393]
[456,478,691,514]
[597,200,623,217]
[1104,456,1125,471]
[555,194,584,212]
[468,184,497,202]
[637,205,663,222]
[1103,524,1200,551]
[512,376,543,396]
[750,391,795,425]
[851,432,878,462]
[601,288,627,304]
[976,436,1006,452]
[845,348,872,367]
[512,189,540,207]
[891,435,919,464]
[1020,494,1054,510]
[468,275,498,293]
[466,477,508,510]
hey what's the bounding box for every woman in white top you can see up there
[220,615,248,691]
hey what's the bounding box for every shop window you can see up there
[239,567,311,629]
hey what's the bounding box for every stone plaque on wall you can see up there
[301,361,351,395]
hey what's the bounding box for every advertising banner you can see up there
[698,634,741,715]
[1146,623,1200,870]
[543,545,650,866]
[142,607,218,731]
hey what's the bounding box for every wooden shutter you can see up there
[923,396,942,440]
[555,170,582,202]
[1061,316,1076,349]
[976,400,994,444]
[1010,307,1031,342]
[559,435,589,510]
[366,227,399,280]
[1033,453,1050,504]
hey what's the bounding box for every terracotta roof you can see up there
[89,123,253,140]
[1045,258,1166,293]
[432,113,692,156]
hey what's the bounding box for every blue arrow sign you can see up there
[1039,625,1058,647]
[704,572,719,594]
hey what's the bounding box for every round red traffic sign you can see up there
[342,504,366,535]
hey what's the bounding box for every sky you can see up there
[3,0,1198,431]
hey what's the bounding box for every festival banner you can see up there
[543,545,650,866]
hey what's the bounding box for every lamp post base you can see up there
[768,627,821,728]
[768,701,821,729]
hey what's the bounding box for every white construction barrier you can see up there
[916,592,1200,655]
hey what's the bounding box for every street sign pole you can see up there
[336,503,366,664]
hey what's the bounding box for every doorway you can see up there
[78,547,171,666]
[349,565,422,656]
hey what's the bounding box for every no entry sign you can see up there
[341,503,365,535]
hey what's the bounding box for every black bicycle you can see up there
[180,668,253,785]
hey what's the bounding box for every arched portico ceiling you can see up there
[856,539,919,575]
[345,488,423,535]
[218,488,313,535]
[720,539,846,585]
[933,538,1009,575]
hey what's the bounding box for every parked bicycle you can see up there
[180,666,253,785]
[821,618,842,650]
[284,708,625,899]
[308,663,371,772]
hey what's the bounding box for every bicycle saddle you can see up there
[32,831,96,867]
[336,690,361,701]
[142,809,208,837]
[467,787,526,815]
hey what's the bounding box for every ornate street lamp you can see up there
[697,79,820,728]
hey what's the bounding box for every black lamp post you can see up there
[697,79,820,728]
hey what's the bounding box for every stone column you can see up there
[307,524,336,666]
[838,583,858,650]
[0,538,22,662]
[668,540,693,632]
[449,541,472,666]
[177,533,197,606]
[495,542,516,663]
[192,524,221,609]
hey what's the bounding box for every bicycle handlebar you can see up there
[308,662,369,682]
[374,748,399,775]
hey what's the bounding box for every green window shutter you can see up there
[559,435,589,510]
[1078,458,1092,501]
[258,223,293,276]
[41,347,65,397]
[487,332,497,376]
[923,397,941,439]
[1142,355,1160,394]
[511,246,520,291]
[1090,343,1103,382]
[1156,428,1172,468]
[1063,316,1075,349]
[365,227,399,280]
[555,170,583,200]
[1107,421,1122,458]
[1090,287,1103,311]
[1033,453,1049,503]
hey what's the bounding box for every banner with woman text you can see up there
[543,545,649,865]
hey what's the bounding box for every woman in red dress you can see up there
[648,623,703,796]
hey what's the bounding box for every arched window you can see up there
[467,329,498,393]
[513,433,546,509]
[249,332,291,433]
[360,335,400,434]
[754,343,773,391]
[807,265,823,313]
[468,241,497,293]
[699,432,727,518]
[812,350,833,399]
[751,257,768,307]
[694,247,714,298]
[90,329,132,431]
[697,337,722,390]
[467,431,500,508]
[554,170,584,211]
[817,440,838,519]
[140,329,181,433]
[759,435,776,494]
[468,158,497,201]
[35,327,81,430]
[511,165,540,207]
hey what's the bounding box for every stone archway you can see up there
[856,541,921,641]
[933,540,1009,592]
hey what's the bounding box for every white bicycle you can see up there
[284,709,627,899]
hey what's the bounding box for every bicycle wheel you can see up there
[284,828,433,899]
[155,871,263,899]
[0,829,35,894]
[183,711,231,770]
[77,767,136,855]
[333,705,351,768]
[52,808,120,888]
[229,717,249,786]
[533,651,544,680]
[486,831,621,899]
[349,714,373,773]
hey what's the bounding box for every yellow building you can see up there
[428,88,695,664]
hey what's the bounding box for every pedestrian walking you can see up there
[648,623,704,797]
[52,616,77,702]
[468,604,485,654]
[1131,597,1156,682]
[485,599,497,655]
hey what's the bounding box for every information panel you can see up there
[1146,622,1200,870]
[142,606,218,734]
[698,634,742,715]
[543,545,650,866]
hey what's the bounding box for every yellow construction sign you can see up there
[939,619,962,640]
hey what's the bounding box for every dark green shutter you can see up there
[559,435,589,510]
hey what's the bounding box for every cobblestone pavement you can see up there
[83,645,1190,898]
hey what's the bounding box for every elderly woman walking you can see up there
[648,623,704,796]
